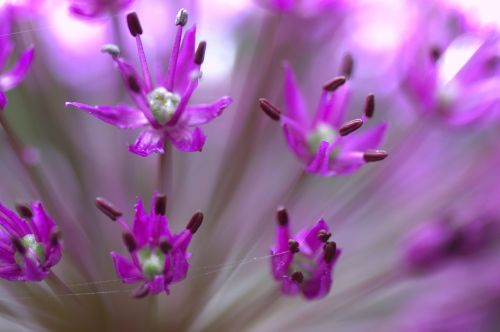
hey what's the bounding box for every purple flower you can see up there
[270,207,341,300]
[66,10,232,157]
[0,9,35,111]
[259,63,387,176]
[0,202,62,282]
[256,0,346,15]
[69,0,135,19]
[96,193,203,297]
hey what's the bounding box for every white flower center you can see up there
[138,247,165,279]
[307,123,337,153]
[147,87,181,125]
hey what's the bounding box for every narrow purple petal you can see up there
[31,202,56,243]
[182,96,232,126]
[23,255,47,282]
[0,47,35,91]
[0,91,7,111]
[148,275,166,295]
[166,126,206,152]
[132,198,150,247]
[282,123,310,161]
[342,123,388,152]
[302,249,341,300]
[281,275,301,296]
[129,129,165,157]
[296,219,329,255]
[172,25,197,94]
[66,102,148,129]
[111,252,144,283]
[169,249,189,283]
[283,63,310,126]
[306,141,330,175]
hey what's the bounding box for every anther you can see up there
[11,237,26,255]
[195,41,207,66]
[277,207,288,226]
[15,203,33,219]
[187,211,203,234]
[291,271,304,283]
[323,76,346,92]
[339,118,363,136]
[288,239,299,254]
[154,194,167,216]
[95,197,123,221]
[101,44,120,57]
[127,75,142,93]
[364,94,375,118]
[122,232,137,252]
[323,241,337,263]
[175,9,188,26]
[132,284,150,299]
[363,150,388,162]
[50,229,61,247]
[259,98,281,121]
[430,46,441,62]
[159,240,172,254]
[317,229,331,243]
[340,53,354,79]
[126,12,143,37]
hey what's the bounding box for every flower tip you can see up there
[126,12,143,37]
[323,241,337,263]
[364,94,375,118]
[132,284,150,299]
[340,53,354,79]
[259,98,281,121]
[122,232,137,252]
[323,76,346,92]
[95,197,123,221]
[101,44,120,57]
[339,118,363,136]
[154,194,167,216]
[175,8,189,26]
[187,211,203,234]
[363,150,388,162]
[276,207,288,226]
[195,41,207,65]
[15,202,33,219]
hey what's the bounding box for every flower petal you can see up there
[182,96,232,126]
[166,126,206,152]
[172,25,197,94]
[31,202,56,242]
[0,47,35,91]
[132,198,150,247]
[111,252,143,283]
[342,123,388,152]
[66,102,148,129]
[23,255,47,282]
[302,248,341,300]
[282,123,310,161]
[0,90,7,111]
[306,141,336,176]
[296,219,329,255]
[283,63,310,126]
[129,129,165,157]
[281,275,301,296]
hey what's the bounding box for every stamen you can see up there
[317,230,332,243]
[288,239,300,253]
[11,237,26,255]
[15,203,33,219]
[195,41,207,66]
[339,119,363,136]
[50,229,61,247]
[101,44,120,57]
[187,212,203,234]
[363,150,388,162]
[364,94,375,118]
[127,75,142,94]
[175,8,188,26]
[323,241,337,263]
[126,12,143,37]
[132,284,150,299]
[277,207,288,226]
[259,98,281,121]
[154,194,167,216]
[95,197,123,221]
[430,46,441,62]
[323,76,346,92]
[291,271,304,283]
[340,53,354,79]
[159,240,171,254]
[122,232,137,252]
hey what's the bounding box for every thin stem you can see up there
[157,142,171,194]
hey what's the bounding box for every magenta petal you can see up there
[111,252,143,283]
[0,91,6,111]
[306,141,331,175]
[342,123,388,152]
[281,275,301,296]
[24,256,47,282]
[298,219,329,255]
[166,126,206,152]
[31,202,55,242]
[0,264,21,281]
[129,129,165,157]
[148,275,166,295]
[271,249,293,280]
[283,63,310,126]
[283,123,310,161]
[66,102,148,129]
[132,198,151,247]
[182,96,233,126]
[0,47,35,91]
[302,249,341,300]
[169,249,189,283]
[172,25,197,94]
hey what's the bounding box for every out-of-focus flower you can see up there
[96,193,203,298]
[69,0,134,19]
[0,202,62,282]
[66,10,232,157]
[270,207,341,300]
[0,9,35,111]
[259,63,387,176]
[256,0,346,16]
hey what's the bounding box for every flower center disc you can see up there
[148,87,181,125]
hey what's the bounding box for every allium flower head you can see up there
[0,202,62,282]
[270,207,341,300]
[0,9,35,111]
[66,10,232,156]
[69,0,135,19]
[260,62,387,176]
[97,193,203,297]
